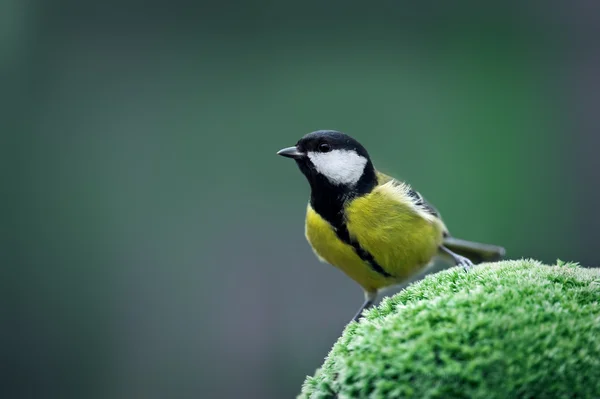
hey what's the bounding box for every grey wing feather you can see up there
[406,188,440,218]
[391,179,506,264]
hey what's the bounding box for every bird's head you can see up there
[277,130,377,196]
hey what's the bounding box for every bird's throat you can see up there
[308,163,377,229]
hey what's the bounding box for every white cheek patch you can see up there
[307,149,368,186]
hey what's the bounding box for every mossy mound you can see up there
[300,260,600,398]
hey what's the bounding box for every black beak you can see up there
[277,146,305,159]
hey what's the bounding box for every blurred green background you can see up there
[5,1,600,398]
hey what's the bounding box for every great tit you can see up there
[278,130,505,322]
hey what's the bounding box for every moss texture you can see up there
[300,260,600,398]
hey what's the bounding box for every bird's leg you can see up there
[439,245,474,272]
[351,291,377,322]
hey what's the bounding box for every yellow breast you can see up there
[304,182,445,292]
[305,206,392,292]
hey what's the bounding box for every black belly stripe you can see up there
[335,224,393,278]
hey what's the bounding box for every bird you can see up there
[277,130,505,323]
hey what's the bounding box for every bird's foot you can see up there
[455,254,474,272]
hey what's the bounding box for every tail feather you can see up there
[442,236,505,264]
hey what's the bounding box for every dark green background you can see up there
[5,1,599,398]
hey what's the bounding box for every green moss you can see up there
[300,260,600,399]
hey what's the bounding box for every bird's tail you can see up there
[442,236,505,264]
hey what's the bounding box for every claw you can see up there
[456,254,473,272]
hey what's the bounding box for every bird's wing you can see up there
[375,171,441,219]
[405,187,440,218]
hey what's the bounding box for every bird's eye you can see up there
[318,143,331,153]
